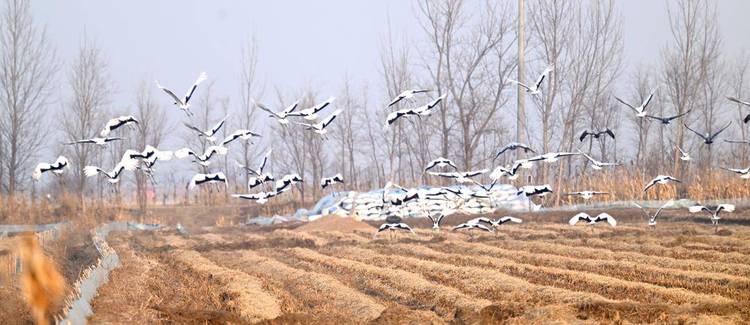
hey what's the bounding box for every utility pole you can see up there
[516,0,526,156]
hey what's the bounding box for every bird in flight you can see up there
[256,100,299,125]
[493,142,535,161]
[507,66,553,96]
[188,172,228,190]
[577,150,619,170]
[684,121,732,145]
[688,204,735,225]
[221,129,260,147]
[156,72,207,117]
[569,212,617,227]
[643,175,681,192]
[174,146,228,166]
[565,191,609,200]
[67,137,123,147]
[633,201,672,227]
[99,115,138,137]
[645,109,691,125]
[296,109,342,135]
[727,96,750,123]
[184,116,228,143]
[579,129,615,142]
[32,156,69,181]
[287,97,335,120]
[387,89,430,107]
[615,87,657,118]
[424,157,458,172]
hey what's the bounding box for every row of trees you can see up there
[1,0,749,209]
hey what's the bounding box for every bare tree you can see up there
[418,0,516,170]
[727,52,750,165]
[60,39,110,205]
[236,37,264,189]
[661,0,722,182]
[0,0,57,196]
[133,80,168,211]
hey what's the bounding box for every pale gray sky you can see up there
[32,1,750,111]
[29,0,750,151]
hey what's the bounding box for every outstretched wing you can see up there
[185,72,208,103]
[155,81,184,105]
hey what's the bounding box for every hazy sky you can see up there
[31,1,750,108]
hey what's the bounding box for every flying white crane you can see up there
[517,184,553,197]
[689,204,735,225]
[187,172,228,190]
[528,152,579,163]
[565,191,609,200]
[643,175,681,192]
[412,94,446,116]
[221,129,260,147]
[183,116,228,142]
[296,109,342,135]
[321,174,344,189]
[577,150,619,170]
[287,97,335,120]
[387,89,430,107]
[507,66,553,96]
[633,201,672,227]
[155,72,207,117]
[174,146,228,166]
[83,155,139,184]
[67,137,123,147]
[232,191,278,204]
[720,166,750,179]
[569,212,617,227]
[614,87,657,118]
[32,156,69,181]
[427,169,488,183]
[424,157,458,172]
[493,142,535,161]
[256,100,299,124]
[99,115,138,137]
[274,173,303,194]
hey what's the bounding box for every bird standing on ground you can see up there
[32,156,69,181]
[155,72,207,117]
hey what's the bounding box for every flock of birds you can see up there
[29,67,747,236]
